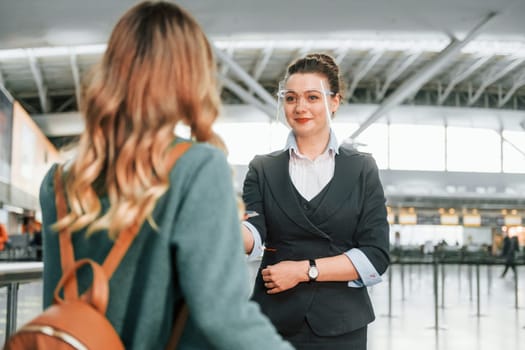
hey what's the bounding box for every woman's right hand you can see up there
[261,260,309,294]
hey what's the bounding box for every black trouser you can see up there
[501,262,516,277]
[283,318,367,350]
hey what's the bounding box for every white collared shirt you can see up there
[286,130,338,201]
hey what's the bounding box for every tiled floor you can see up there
[1,263,524,349]
[367,263,525,350]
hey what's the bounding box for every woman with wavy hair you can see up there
[39,2,292,349]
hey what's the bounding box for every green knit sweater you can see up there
[40,139,293,350]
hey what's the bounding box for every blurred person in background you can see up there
[500,233,519,278]
[0,222,9,251]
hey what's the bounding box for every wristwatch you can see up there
[308,259,319,282]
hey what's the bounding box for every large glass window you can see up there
[502,130,525,173]
[213,122,274,165]
[181,117,525,175]
[354,123,389,169]
[446,127,501,173]
[331,122,358,145]
[389,124,445,171]
[268,122,290,151]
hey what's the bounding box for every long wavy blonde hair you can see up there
[54,1,220,239]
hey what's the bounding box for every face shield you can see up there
[276,79,334,129]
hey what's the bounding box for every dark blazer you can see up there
[243,145,390,337]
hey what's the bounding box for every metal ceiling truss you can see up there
[27,49,50,113]
[251,46,274,81]
[213,45,277,118]
[219,74,275,117]
[0,68,5,88]
[498,69,525,107]
[1,15,525,140]
[69,52,82,109]
[219,46,235,78]
[347,50,383,99]
[333,46,351,66]
[277,43,314,81]
[0,84,13,102]
[376,52,421,100]
[55,96,76,113]
[249,45,274,96]
[437,55,491,105]
[467,57,525,106]
[349,11,498,141]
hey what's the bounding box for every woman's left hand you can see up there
[261,260,309,294]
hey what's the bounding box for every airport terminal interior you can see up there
[1,0,525,349]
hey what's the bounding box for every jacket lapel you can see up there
[311,147,365,225]
[263,151,331,239]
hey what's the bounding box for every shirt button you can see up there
[303,203,309,210]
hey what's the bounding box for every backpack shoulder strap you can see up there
[165,303,189,350]
[102,141,192,278]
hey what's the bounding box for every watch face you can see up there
[308,266,319,280]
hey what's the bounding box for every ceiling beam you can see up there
[219,75,275,119]
[334,46,351,66]
[0,84,14,103]
[219,46,235,77]
[0,68,5,88]
[248,46,274,95]
[468,57,525,106]
[290,44,313,65]
[32,112,84,137]
[498,70,525,107]
[251,46,274,81]
[437,55,491,104]
[349,11,497,141]
[56,96,76,113]
[347,50,383,99]
[31,104,525,139]
[69,52,82,109]
[16,97,37,113]
[376,52,421,100]
[277,43,314,80]
[27,49,49,113]
[16,89,76,99]
[213,46,277,109]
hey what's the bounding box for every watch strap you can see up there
[308,259,318,282]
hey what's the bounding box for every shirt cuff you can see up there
[344,248,383,288]
[242,221,263,261]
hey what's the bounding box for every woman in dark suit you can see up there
[242,53,390,349]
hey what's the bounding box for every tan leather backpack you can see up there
[4,142,191,350]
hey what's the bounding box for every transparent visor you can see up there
[276,79,334,129]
